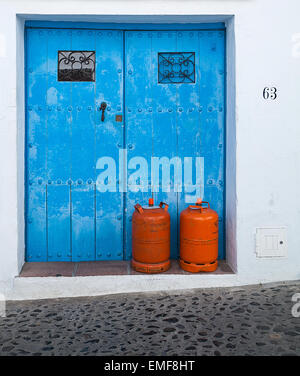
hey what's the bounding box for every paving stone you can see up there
[0,282,300,355]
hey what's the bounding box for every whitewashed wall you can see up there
[0,0,299,299]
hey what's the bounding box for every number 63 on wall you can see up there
[263,87,277,100]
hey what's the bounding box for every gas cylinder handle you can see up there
[159,202,169,211]
[134,203,144,214]
[196,200,210,208]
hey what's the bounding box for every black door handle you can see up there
[100,102,107,122]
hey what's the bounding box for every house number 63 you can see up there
[263,87,277,100]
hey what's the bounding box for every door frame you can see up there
[18,15,236,271]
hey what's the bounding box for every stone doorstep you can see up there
[19,260,234,278]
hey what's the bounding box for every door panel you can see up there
[26,28,124,262]
[47,185,71,261]
[26,186,47,261]
[95,31,124,260]
[176,33,203,260]
[149,32,179,259]
[70,30,97,262]
[124,32,154,260]
[26,29,48,261]
[72,185,95,261]
[46,30,72,262]
[198,30,225,259]
[125,30,225,259]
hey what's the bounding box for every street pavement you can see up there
[0,282,299,356]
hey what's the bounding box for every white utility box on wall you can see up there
[256,227,287,258]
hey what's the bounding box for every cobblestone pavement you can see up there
[0,282,300,356]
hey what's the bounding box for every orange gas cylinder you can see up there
[180,199,218,272]
[132,199,170,274]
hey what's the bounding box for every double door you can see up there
[25,27,225,262]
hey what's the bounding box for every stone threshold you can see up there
[20,260,233,278]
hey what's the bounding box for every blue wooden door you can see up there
[26,26,225,263]
[125,30,225,259]
[26,28,124,261]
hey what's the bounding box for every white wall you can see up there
[0,0,299,298]
[0,4,19,284]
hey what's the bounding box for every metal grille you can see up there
[158,52,195,84]
[58,51,95,82]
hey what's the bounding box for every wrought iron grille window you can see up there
[158,52,195,84]
[58,51,95,82]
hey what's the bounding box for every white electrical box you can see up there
[255,227,287,258]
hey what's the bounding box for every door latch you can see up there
[100,102,107,122]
